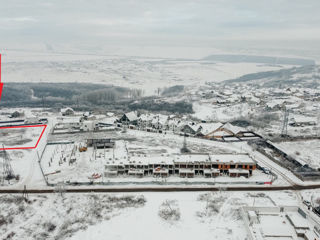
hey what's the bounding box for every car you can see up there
[262,167,271,174]
[39,118,49,124]
[303,200,312,209]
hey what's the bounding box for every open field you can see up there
[0,193,146,240]
[0,125,46,149]
[0,191,298,240]
[2,50,293,96]
[276,140,320,168]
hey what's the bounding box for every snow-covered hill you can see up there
[2,50,295,95]
[224,65,320,88]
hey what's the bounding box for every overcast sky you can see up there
[0,0,320,57]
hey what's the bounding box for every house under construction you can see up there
[86,138,115,149]
[104,154,256,178]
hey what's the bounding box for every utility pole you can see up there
[1,145,15,182]
[181,131,190,153]
[317,114,320,136]
[281,106,289,136]
[22,185,29,202]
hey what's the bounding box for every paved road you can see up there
[2,183,320,194]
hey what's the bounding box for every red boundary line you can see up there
[0,124,47,150]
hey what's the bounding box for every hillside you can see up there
[202,54,315,65]
[223,65,320,88]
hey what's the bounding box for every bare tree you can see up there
[158,200,181,221]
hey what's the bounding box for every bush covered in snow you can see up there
[158,200,181,221]
[196,193,227,218]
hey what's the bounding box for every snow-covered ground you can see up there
[0,119,309,188]
[68,191,297,240]
[0,115,50,188]
[0,193,146,240]
[192,102,256,122]
[0,190,302,240]
[0,126,45,149]
[41,130,272,185]
[0,113,317,189]
[276,140,320,168]
[2,50,293,95]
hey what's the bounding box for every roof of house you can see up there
[61,107,74,113]
[174,154,210,163]
[124,111,138,121]
[105,154,255,166]
[221,123,246,135]
[99,117,117,125]
[211,130,232,137]
[139,113,155,122]
[197,122,223,135]
[209,154,255,164]
[183,123,201,132]
[129,156,174,165]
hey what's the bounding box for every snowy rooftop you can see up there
[222,122,246,135]
[286,213,310,229]
[259,215,293,237]
[105,154,255,165]
[125,111,138,121]
[129,156,174,165]
[174,154,210,163]
[198,122,223,135]
[209,154,255,164]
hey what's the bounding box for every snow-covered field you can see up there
[2,50,292,95]
[0,191,298,240]
[276,140,320,168]
[192,102,256,122]
[0,125,45,149]
[0,193,146,240]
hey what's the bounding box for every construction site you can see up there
[38,136,269,186]
[243,205,320,240]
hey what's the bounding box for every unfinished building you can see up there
[86,138,115,149]
[104,154,256,179]
[242,206,320,240]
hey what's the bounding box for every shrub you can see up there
[158,200,181,221]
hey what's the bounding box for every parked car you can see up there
[303,200,312,209]
[262,167,271,174]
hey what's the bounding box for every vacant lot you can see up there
[0,126,44,148]
[276,140,320,168]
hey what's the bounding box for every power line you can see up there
[1,145,15,183]
[281,106,289,136]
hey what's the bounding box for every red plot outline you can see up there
[0,124,47,150]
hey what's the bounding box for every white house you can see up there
[61,107,75,116]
